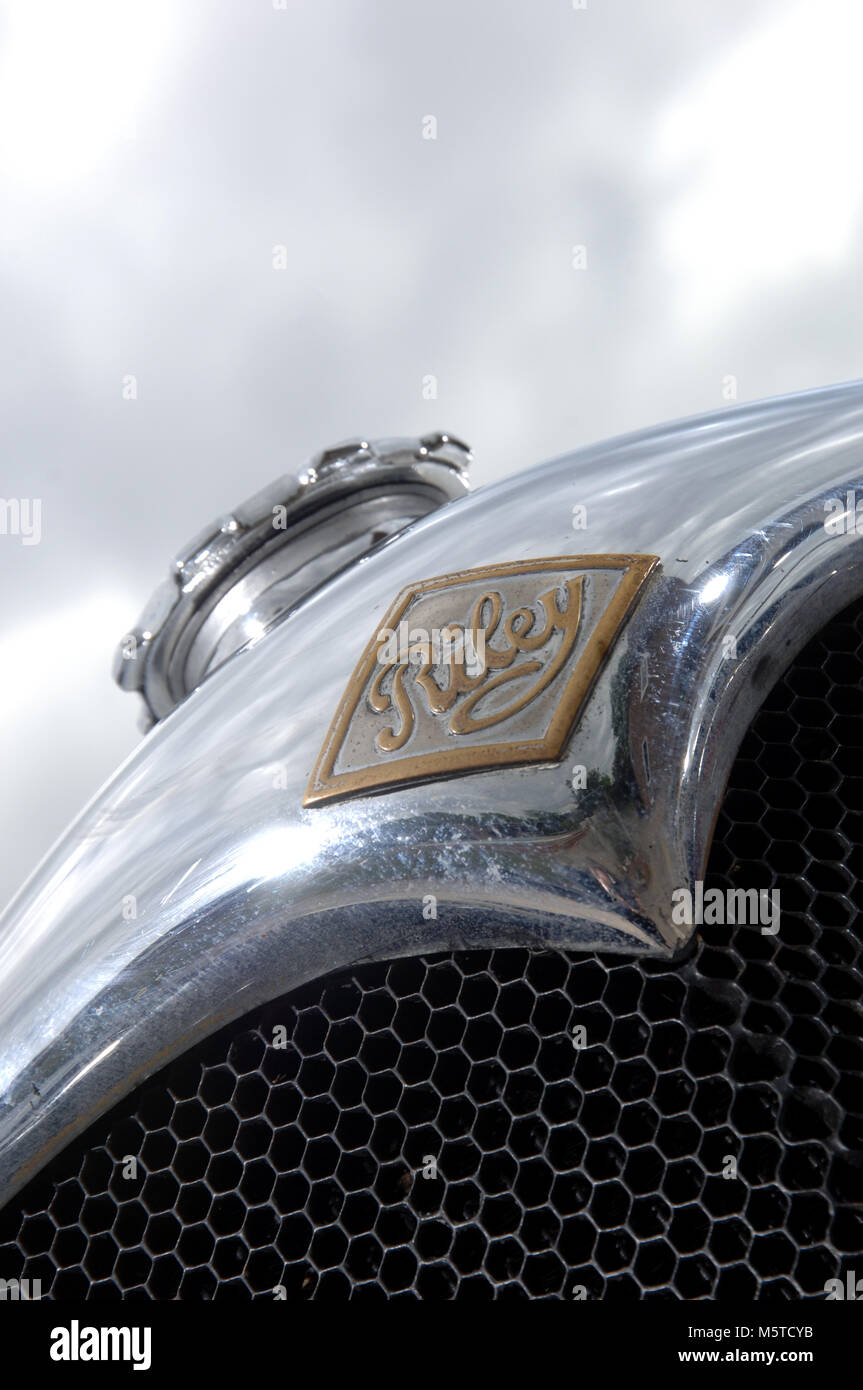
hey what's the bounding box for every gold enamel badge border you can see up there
[304,554,659,807]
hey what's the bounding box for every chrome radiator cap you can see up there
[113,433,471,724]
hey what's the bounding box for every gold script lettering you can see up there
[369,577,584,751]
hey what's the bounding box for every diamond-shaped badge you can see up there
[304,554,659,806]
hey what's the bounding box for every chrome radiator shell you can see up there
[3,381,863,1207]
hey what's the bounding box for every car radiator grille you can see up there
[2,600,862,1300]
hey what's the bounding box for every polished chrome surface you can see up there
[4,381,863,1204]
[113,432,471,723]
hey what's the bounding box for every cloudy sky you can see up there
[2,0,862,909]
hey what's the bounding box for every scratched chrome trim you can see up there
[3,380,863,1206]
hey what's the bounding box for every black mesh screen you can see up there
[2,601,862,1300]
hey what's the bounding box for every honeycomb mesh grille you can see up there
[2,602,863,1299]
